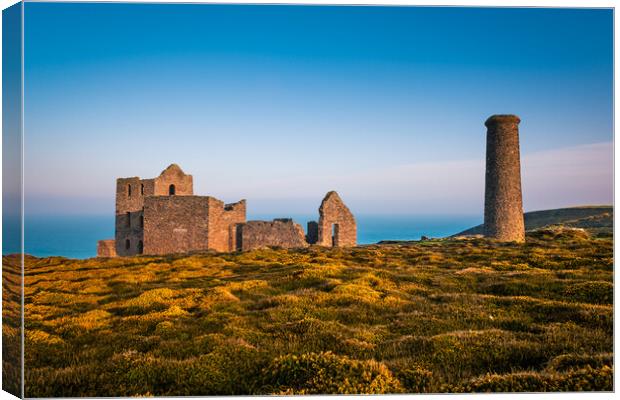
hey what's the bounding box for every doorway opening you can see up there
[331,223,338,247]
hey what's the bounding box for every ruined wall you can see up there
[143,196,210,255]
[107,164,358,256]
[141,179,156,197]
[317,191,357,247]
[206,198,247,252]
[306,221,318,244]
[115,177,146,256]
[153,164,193,196]
[115,164,192,256]
[483,114,525,243]
[142,195,246,255]
[238,219,308,251]
[97,239,117,257]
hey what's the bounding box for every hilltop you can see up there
[6,228,612,396]
[454,206,613,237]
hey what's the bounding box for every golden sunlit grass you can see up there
[4,228,613,396]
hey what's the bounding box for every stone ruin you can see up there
[314,191,357,247]
[236,219,308,252]
[96,112,525,256]
[97,164,357,257]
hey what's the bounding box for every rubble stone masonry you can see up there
[142,196,246,255]
[206,198,246,252]
[143,196,211,255]
[483,114,525,242]
[96,240,117,257]
[306,221,319,244]
[237,219,308,251]
[317,191,357,247]
[98,164,357,256]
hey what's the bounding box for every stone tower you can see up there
[115,164,194,256]
[483,114,525,242]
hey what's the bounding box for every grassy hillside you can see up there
[8,229,613,396]
[2,253,22,397]
[455,206,613,237]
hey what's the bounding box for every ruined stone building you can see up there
[97,164,357,257]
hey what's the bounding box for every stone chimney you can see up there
[483,114,525,242]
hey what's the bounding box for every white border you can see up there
[0,1,616,400]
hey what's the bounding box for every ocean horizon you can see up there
[3,214,482,259]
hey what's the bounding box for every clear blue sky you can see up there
[23,3,613,216]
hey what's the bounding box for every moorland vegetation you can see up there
[3,226,613,396]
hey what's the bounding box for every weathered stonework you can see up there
[143,196,209,255]
[96,239,116,257]
[142,196,246,255]
[152,164,193,196]
[98,165,357,256]
[317,191,357,247]
[237,219,308,251]
[115,164,198,256]
[306,221,318,244]
[206,198,246,252]
[483,114,525,242]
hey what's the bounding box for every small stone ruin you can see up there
[97,165,357,257]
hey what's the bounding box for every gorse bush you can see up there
[426,329,547,381]
[261,351,402,394]
[546,353,613,373]
[528,227,591,242]
[108,339,264,396]
[395,366,434,393]
[15,232,613,396]
[563,281,613,305]
[555,365,613,391]
[455,365,613,392]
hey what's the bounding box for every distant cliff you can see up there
[454,205,613,237]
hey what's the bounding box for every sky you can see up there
[3,2,22,225]
[23,3,613,216]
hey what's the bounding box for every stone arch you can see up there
[169,184,176,195]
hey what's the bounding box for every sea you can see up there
[2,214,482,259]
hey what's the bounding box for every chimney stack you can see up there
[483,114,525,242]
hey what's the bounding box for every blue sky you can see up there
[23,4,613,216]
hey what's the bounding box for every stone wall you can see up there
[104,164,358,257]
[97,239,117,257]
[317,191,357,247]
[115,164,193,256]
[115,176,146,256]
[306,221,318,244]
[142,195,246,255]
[483,115,525,242]
[237,219,308,251]
[206,198,246,252]
[153,164,193,196]
[143,196,210,255]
